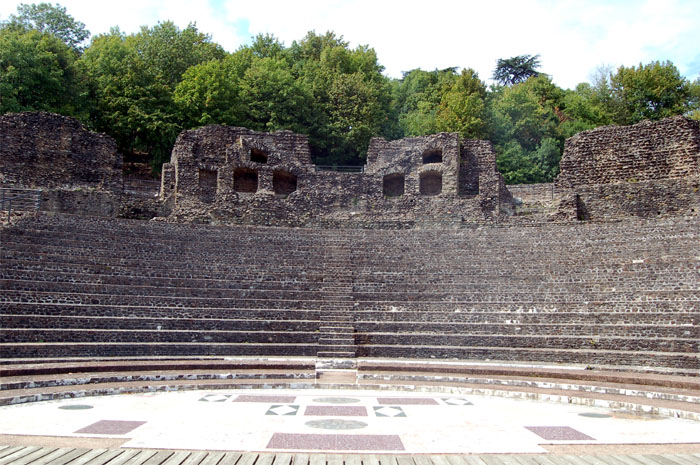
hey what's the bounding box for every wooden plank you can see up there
[31,448,76,465]
[141,450,176,465]
[12,447,60,465]
[0,446,42,465]
[101,449,144,465]
[359,455,380,465]
[377,455,397,465]
[648,456,692,465]
[275,453,294,465]
[161,451,193,465]
[625,456,671,465]
[257,453,276,465]
[427,456,452,465]
[673,455,700,465]
[461,457,488,465]
[637,456,684,465]
[478,456,507,465]
[573,456,614,465]
[238,453,260,465]
[395,456,415,465]
[84,449,129,465]
[308,454,326,465]
[68,449,111,465]
[43,449,92,465]
[412,456,432,465]
[343,455,362,465]
[291,454,310,465]
[326,455,343,465]
[217,452,243,465]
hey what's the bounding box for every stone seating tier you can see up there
[0,213,698,373]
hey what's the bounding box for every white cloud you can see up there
[2,0,698,88]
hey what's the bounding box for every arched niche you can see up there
[250,148,268,164]
[422,148,443,164]
[420,171,442,196]
[383,173,405,197]
[234,168,258,193]
[273,170,298,197]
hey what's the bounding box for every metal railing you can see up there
[314,165,365,173]
[1,188,42,224]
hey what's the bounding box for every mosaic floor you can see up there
[1,389,699,454]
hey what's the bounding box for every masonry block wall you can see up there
[555,116,700,220]
[0,112,124,216]
[160,126,513,226]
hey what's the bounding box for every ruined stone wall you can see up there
[555,116,700,220]
[0,112,125,216]
[161,126,513,227]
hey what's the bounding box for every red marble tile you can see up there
[233,395,296,403]
[376,397,438,405]
[525,426,594,441]
[266,433,404,451]
[304,406,368,417]
[74,420,146,435]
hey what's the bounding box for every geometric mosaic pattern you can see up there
[441,397,473,406]
[199,394,231,402]
[525,426,594,441]
[234,395,296,403]
[265,405,299,416]
[266,433,405,451]
[373,406,406,417]
[304,406,367,417]
[74,420,146,435]
[377,397,438,405]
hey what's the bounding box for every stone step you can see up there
[317,351,356,358]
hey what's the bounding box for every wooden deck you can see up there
[1,445,699,465]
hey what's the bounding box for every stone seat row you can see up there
[3,314,695,337]
[2,270,697,293]
[1,328,695,353]
[3,291,698,313]
[4,303,696,325]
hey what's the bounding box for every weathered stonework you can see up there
[0,112,124,216]
[160,126,513,226]
[555,116,700,220]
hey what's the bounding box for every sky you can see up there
[1,0,699,89]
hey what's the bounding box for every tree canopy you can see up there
[493,54,541,86]
[2,3,700,182]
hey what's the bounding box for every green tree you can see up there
[607,61,695,124]
[0,25,85,116]
[488,75,564,182]
[287,31,391,164]
[435,68,488,138]
[174,56,244,128]
[80,22,225,170]
[7,2,89,51]
[493,54,541,86]
[239,56,312,134]
[394,68,458,137]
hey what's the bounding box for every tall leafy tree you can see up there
[435,68,488,138]
[608,61,695,124]
[80,22,225,169]
[0,25,85,117]
[7,2,89,51]
[493,54,541,86]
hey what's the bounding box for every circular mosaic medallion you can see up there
[305,419,368,430]
[59,405,93,410]
[578,412,611,418]
[312,397,360,404]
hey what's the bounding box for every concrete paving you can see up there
[1,388,699,456]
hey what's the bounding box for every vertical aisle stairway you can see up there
[315,233,358,384]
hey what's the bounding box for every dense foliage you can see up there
[2,3,699,182]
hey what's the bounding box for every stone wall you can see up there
[0,112,124,216]
[555,116,700,220]
[160,126,513,227]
